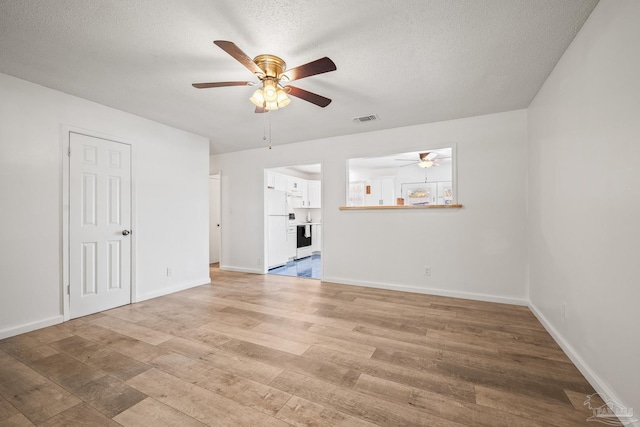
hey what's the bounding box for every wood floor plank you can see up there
[0,413,35,426]
[113,397,208,427]
[220,339,361,388]
[0,352,80,424]
[0,396,18,422]
[475,385,592,426]
[49,336,152,381]
[302,344,476,403]
[24,326,74,345]
[126,368,289,427]
[0,335,59,364]
[309,324,442,361]
[428,329,568,362]
[158,337,283,385]
[271,370,466,427]
[149,352,291,416]
[198,321,312,355]
[219,306,314,331]
[252,322,376,358]
[74,375,147,418]
[71,324,170,363]
[275,395,378,427]
[354,373,544,427]
[28,353,105,394]
[87,316,173,346]
[202,296,359,330]
[441,349,594,394]
[38,402,120,426]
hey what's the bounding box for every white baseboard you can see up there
[134,277,211,303]
[321,276,528,306]
[219,265,264,274]
[0,315,64,340]
[529,302,639,427]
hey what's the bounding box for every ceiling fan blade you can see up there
[284,85,332,107]
[283,57,336,81]
[425,152,438,160]
[213,40,263,76]
[395,159,417,162]
[192,81,253,89]
[255,106,268,114]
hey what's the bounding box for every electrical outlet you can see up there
[562,301,568,320]
[258,258,262,266]
[166,268,172,277]
[424,266,431,276]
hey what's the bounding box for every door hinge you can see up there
[66,285,70,295]
[67,147,71,156]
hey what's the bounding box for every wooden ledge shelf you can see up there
[339,204,463,210]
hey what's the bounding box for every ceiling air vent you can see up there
[353,114,379,124]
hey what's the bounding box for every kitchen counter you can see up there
[296,222,321,226]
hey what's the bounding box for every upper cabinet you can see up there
[287,177,304,196]
[267,170,321,209]
[365,177,395,206]
[307,180,321,208]
[266,171,288,192]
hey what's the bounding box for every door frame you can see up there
[209,172,221,265]
[61,125,137,321]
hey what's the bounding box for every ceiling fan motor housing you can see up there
[253,54,286,79]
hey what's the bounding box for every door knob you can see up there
[122,230,131,236]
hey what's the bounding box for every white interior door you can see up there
[209,174,221,264]
[69,132,131,318]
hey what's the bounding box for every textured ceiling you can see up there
[0,0,598,154]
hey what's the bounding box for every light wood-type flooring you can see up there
[0,265,604,426]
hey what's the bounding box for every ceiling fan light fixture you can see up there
[262,79,278,103]
[264,100,279,110]
[249,89,265,107]
[276,89,290,108]
[419,160,434,168]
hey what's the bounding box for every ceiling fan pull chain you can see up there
[268,111,272,149]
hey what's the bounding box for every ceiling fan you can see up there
[395,152,444,168]
[192,40,336,113]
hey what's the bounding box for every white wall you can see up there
[528,0,640,416]
[0,73,210,338]
[211,109,528,304]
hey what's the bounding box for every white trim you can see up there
[134,278,211,303]
[220,265,264,274]
[528,302,639,427]
[321,276,528,306]
[0,316,64,340]
[61,125,137,320]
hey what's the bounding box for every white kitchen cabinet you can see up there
[307,180,321,208]
[312,224,321,253]
[266,171,274,189]
[287,227,297,260]
[266,172,288,192]
[301,180,309,206]
[287,177,303,196]
[274,174,288,192]
[366,177,395,206]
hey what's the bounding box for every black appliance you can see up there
[296,225,312,248]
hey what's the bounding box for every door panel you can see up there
[70,132,131,318]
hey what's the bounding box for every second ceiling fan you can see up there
[193,40,336,112]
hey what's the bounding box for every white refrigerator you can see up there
[266,189,289,269]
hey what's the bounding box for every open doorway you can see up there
[264,163,322,279]
[209,173,221,266]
